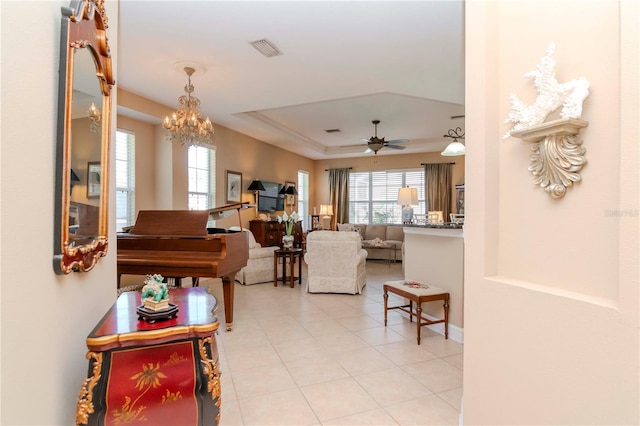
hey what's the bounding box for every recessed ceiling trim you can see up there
[249,39,283,58]
[238,111,325,152]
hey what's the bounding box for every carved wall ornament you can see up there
[511,118,588,198]
[505,43,590,198]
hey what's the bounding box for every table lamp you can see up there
[397,186,418,224]
[284,185,298,212]
[319,204,334,230]
[70,168,80,194]
[247,180,265,218]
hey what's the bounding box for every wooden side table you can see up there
[273,248,303,288]
[76,287,221,426]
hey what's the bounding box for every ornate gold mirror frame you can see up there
[54,0,114,274]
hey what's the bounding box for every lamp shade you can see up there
[441,141,466,156]
[319,204,334,216]
[70,169,80,182]
[398,187,418,205]
[247,180,265,191]
[284,186,298,195]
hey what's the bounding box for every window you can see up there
[188,146,216,210]
[297,171,309,230]
[349,169,425,224]
[115,130,135,232]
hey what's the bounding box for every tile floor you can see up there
[201,261,463,425]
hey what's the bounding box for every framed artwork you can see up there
[226,170,242,203]
[311,215,320,230]
[87,162,101,198]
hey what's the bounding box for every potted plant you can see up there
[277,211,301,249]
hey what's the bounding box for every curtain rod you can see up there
[421,162,456,165]
[324,167,353,171]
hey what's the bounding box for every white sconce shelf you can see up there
[511,117,588,199]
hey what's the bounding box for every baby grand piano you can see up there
[117,205,249,331]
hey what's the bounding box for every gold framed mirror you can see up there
[54,0,114,274]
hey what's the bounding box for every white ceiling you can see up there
[117,1,465,159]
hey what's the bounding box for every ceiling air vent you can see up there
[325,129,341,133]
[249,39,282,58]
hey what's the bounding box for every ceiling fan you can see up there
[360,120,409,154]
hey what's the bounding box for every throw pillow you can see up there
[386,226,404,241]
[337,223,354,232]
[364,224,386,241]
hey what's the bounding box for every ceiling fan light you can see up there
[441,141,466,156]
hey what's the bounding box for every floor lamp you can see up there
[247,180,265,218]
[319,204,334,230]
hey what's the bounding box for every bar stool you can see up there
[383,280,449,345]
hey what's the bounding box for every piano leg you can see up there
[221,275,235,331]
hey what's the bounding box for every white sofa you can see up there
[230,227,279,285]
[304,231,367,294]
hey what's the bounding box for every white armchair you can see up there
[304,231,367,294]
[230,227,279,285]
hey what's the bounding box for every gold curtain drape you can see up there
[328,168,350,229]
[424,163,452,221]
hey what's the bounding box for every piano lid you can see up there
[130,210,209,236]
[129,203,251,236]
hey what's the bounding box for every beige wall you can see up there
[464,1,639,424]
[70,117,102,207]
[117,89,315,230]
[314,152,465,218]
[119,87,466,228]
[0,1,119,424]
[2,1,637,424]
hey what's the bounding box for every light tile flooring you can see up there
[201,261,463,425]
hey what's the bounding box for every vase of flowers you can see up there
[277,211,300,249]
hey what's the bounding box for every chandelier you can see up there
[88,102,101,133]
[163,66,214,147]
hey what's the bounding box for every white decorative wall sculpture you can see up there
[505,43,590,199]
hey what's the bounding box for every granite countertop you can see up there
[404,223,463,230]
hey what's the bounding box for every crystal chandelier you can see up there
[163,66,214,147]
[88,102,101,133]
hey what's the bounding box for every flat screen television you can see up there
[257,181,284,212]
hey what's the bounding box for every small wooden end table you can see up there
[273,248,303,288]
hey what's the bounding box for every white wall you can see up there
[464,1,639,424]
[0,1,119,424]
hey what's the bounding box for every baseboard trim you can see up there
[423,313,464,344]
